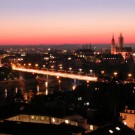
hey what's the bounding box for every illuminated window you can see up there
[31,116,35,119]
[52,118,55,123]
[65,120,69,124]
[116,127,120,131]
[41,117,44,120]
[109,130,113,134]
[90,125,93,130]
[78,97,82,101]
[68,57,72,60]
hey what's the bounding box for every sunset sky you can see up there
[0,0,135,45]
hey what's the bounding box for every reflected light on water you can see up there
[45,82,48,87]
[45,88,49,95]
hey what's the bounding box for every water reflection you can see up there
[45,88,49,95]
[37,85,39,93]
[5,89,7,98]
[22,74,78,101]
[45,81,49,95]
[23,90,33,102]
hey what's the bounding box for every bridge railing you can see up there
[12,66,98,82]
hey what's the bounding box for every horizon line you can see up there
[0,43,135,46]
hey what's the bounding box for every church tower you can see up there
[119,33,124,51]
[111,34,116,54]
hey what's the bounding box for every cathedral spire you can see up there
[119,33,123,51]
[112,34,115,45]
[111,34,116,54]
[120,32,122,37]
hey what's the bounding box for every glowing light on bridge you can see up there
[12,66,98,82]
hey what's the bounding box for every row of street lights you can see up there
[101,70,133,78]
[100,70,134,83]
[13,63,134,81]
[14,63,96,77]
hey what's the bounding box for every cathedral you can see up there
[111,34,133,60]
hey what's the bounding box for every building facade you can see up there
[111,34,133,60]
[120,106,135,131]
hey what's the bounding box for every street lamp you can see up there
[113,72,118,76]
[43,65,46,68]
[128,73,132,83]
[89,69,93,74]
[128,73,132,78]
[89,69,93,76]
[51,65,54,70]
[101,70,105,75]
[69,67,72,71]
[60,66,63,70]
[72,85,76,91]
[79,68,82,72]
[28,63,31,67]
[69,67,72,73]
[35,64,38,68]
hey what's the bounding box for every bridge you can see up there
[12,66,98,82]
